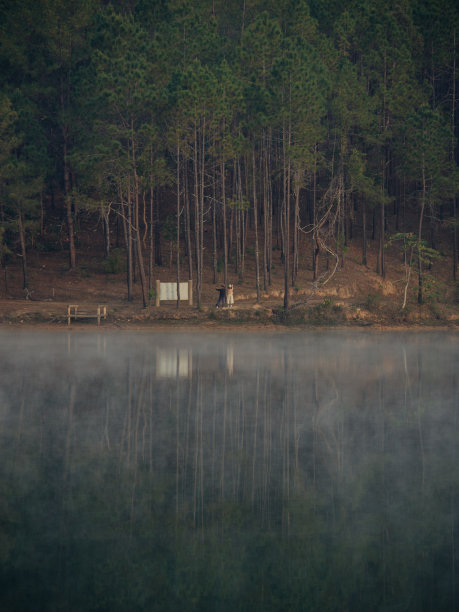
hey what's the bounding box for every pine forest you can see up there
[0,0,458,319]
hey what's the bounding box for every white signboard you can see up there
[159,282,189,301]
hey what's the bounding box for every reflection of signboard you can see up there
[156,280,193,306]
[156,349,192,378]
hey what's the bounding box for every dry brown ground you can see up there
[0,231,457,329]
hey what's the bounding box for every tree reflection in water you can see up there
[0,331,457,611]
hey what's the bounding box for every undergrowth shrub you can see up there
[364,292,381,311]
[101,249,125,274]
[307,299,344,325]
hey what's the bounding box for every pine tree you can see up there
[399,104,454,303]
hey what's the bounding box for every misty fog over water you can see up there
[0,330,458,611]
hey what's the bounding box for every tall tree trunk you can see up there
[212,159,217,283]
[418,162,426,304]
[252,147,260,302]
[149,185,154,292]
[61,69,76,271]
[200,121,205,299]
[176,137,181,309]
[123,179,133,302]
[362,199,367,266]
[194,125,201,307]
[380,187,385,278]
[63,138,76,270]
[452,29,457,281]
[292,179,299,286]
[268,128,273,286]
[262,132,268,291]
[221,157,228,291]
[313,145,319,281]
[185,167,192,280]
[282,121,291,310]
[18,210,28,290]
[126,198,133,302]
[103,208,110,258]
[132,130,148,308]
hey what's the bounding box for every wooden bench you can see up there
[67,304,107,326]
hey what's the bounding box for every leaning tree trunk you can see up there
[417,163,426,304]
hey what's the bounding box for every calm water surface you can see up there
[0,330,458,611]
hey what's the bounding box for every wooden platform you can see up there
[67,304,107,326]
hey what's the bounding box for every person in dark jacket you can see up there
[215,285,226,308]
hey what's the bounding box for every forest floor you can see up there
[0,229,458,330]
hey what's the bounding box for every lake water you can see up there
[0,330,458,611]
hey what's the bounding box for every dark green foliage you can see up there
[0,0,457,300]
[101,248,126,274]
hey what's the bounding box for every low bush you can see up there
[364,292,381,311]
[101,249,126,274]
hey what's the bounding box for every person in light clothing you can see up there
[226,283,234,307]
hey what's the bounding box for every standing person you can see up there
[226,283,234,307]
[215,284,226,309]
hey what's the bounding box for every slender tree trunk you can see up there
[379,53,388,278]
[141,191,148,247]
[212,158,217,283]
[418,162,426,304]
[262,132,268,291]
[229,203,234,266]
[63,138,76,270]
[176,137,181,309]
[282,120,290,310]
[313,145,319,281]
[40,190,44,235]
[252,147,260,301]
[194,125,201,307]
[124,185,133,302]
[292,180,299,286]
[200,120,205,303]
[18,210,28,290]
[362,199,367,266]
[61,68,76,271]
[185,167,192,280]
[452,29,457,281]
[3,266,8,295]
[221,157,228,290]
[149,185,154,292]
[268,128,273,286]
[380,187,385,278]
[132,130,148,308]
[103,208,110,258]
